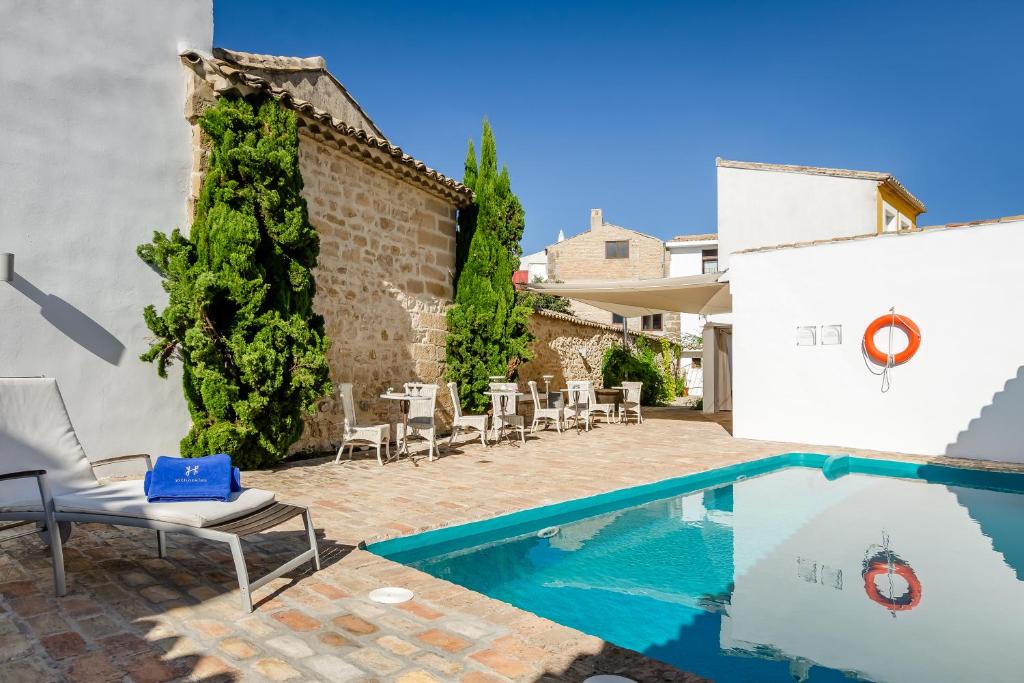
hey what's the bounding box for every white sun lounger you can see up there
[0,377,320,612]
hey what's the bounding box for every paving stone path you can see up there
[1,408,1016,682]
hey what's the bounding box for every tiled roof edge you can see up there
[732,213,1024,256]
[183,51,473,207]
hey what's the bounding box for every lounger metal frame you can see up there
[0,454,320,613]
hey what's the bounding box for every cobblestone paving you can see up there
[2,408,1019,682]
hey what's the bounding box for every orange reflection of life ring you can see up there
[863,314,921,366]
[863,560,922,611]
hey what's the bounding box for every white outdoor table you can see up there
[380,393,432,458]
[484,391,524,445]
[559,387,591,433]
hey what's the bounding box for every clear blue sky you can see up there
[214,1,1023,254]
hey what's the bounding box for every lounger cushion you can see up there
[0,378,99,506]
[54,480,276,528]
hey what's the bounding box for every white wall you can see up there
[0,1,212,459]
[731,219,1024,461]
[717,167,878,268]
[668,245,707,338]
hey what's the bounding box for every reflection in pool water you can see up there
[399,468,1024,682]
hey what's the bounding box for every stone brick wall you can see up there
[183,63,470,455]
[294,132,460,451]
[545,222,680,340]
[518,309,664,393]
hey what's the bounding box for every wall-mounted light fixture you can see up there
[0,253,13,283]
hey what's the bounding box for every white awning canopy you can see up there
[525,272,731,317]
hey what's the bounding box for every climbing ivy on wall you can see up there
[137,94,332,469]
[446,120,533,413]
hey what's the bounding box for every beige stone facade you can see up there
[518,309,667,393]
[545,209,680,339]
[296,133,461,450]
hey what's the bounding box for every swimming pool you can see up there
[369,454,1024,682]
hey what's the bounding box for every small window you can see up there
[605,240,629,259]
[900,216,912,231]
[883,207,898,233]
[642,314,663,331]
[691,357,702,369]
[611,313,624,325]
[702,248,719,274]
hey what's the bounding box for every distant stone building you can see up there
[183,50,473,450]
[545,208,680,340]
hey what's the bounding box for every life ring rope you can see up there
[864,311,921,366]
[863,309,921,392]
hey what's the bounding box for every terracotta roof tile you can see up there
[668,233,717,243]
[182,51,473,206]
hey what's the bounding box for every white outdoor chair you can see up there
[588,385,618,425]
[489,383,526,444]
[562,380,592,431]
[447,382,488,447]
[527,381,562,433]
[396,383,439,461]
[336,383,390,466]
[620,381,644,424]
[0,377,320,613]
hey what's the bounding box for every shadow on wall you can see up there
[11,275,125,365]
[946,366,1024,462]
[299,280,454,452]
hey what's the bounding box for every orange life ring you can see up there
[863,313,921,366]
[863,559,922,611]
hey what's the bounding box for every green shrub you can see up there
[445,121,533,414]
[137,95,332,469]
[675,373,687,396]
[600,340,666,406]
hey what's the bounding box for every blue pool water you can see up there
[370,455,1024,682]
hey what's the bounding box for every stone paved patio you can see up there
[2,407,1019,682]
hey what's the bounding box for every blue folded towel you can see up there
[144,453,241,503]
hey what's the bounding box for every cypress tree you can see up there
[137,95,332,469]
[446,120,533,413]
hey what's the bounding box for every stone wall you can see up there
[294,132,460,451]
[518,309,664,392]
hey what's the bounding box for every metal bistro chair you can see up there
[527,380,562,433]
[447,381,489,447]
[396,383,439,461]
[619,381,644,424]
[489,383,526,444]
[563,380,592,432]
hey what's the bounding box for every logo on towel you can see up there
[185,465,200,476]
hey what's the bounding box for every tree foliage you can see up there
[523,277,573,315]
[600,338,674,406]
[446,120,533,413]
[137,95,332,468]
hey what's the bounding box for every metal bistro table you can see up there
[558,387,624,430]
[483,390,525,445]
[380,391,432,458]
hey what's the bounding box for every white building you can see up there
[531,157,1024,463]
[666,233,718,396]
[703,158,927,414]
[519,250,549,282]
[0,1,212,460]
